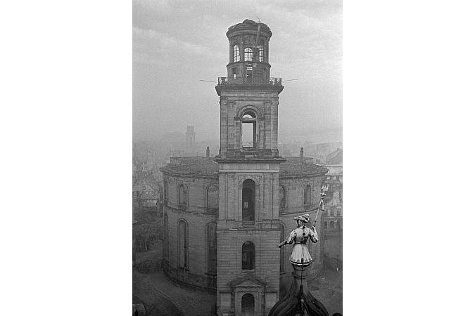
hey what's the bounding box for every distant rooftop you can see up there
[160,156,327,179]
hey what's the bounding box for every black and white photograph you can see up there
[3,1,475,316]
[133,1,342,315]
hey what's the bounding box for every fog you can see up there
[133,0,342,144]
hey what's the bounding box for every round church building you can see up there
[161,155,327,291]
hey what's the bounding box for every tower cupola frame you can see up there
[216,19,283,92]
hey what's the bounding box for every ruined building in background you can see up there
[322,164,343,268]
[185,125,196,150]
[160,20,328,316]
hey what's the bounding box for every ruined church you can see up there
[160,20,328,316]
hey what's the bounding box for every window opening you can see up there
[241,111,256,148]
[207,223,217,274]
[233,45,240,62]
[242,241,255,270]
[304,185,311,205]
[244,48,253,61]
[207,186,218,209]
[178,184,187,206]
[242,122,254,147]
[242,179,255,222]
[258,46,264,62]
[241,293,255,315]
[279,186,286,210]
[178,220,188,268]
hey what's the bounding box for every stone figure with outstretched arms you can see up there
[278,213,318,266]
[278,185,328,266]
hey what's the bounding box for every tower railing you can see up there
[217,76,282,86]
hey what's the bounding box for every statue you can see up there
[269,185,331,316]
[278,214,318,266]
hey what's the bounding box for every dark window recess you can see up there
[242,241,255,270]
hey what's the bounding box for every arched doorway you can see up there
[242,179,255,222]
[241,293,255,316]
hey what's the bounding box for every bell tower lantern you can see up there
[226,19,272,84]
[216,19,284,160]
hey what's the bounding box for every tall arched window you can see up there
[233,45,240,62]
[242,179,256,222]
[242,241,255,270]
[206,222,217,274]
[241,110,256,148]
[178,184,187,206]
[330,221,335,230]
[324,221,328,229]
[304,185,312,205]
[244,48,253,61]
[178,220,188,268]
[279,185,286,211]
[207,186,218,210]
[258,46,264,62]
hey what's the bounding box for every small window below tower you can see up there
[233,45,240,62]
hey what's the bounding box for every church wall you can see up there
[162,173,218,291]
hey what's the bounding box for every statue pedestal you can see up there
[268,263,330,316]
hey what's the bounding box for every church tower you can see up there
[215,20,284,316]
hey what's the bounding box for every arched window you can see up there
[242,179,256,222]
[207,186,218,209]
[279,185,286,211]
[242,241,255,270]
[207,222,217,274]
[330,221,335,230]
[324,221,328,229]
[244,48,253,61]
[241,110,256,148]
[233,45,240,62]
[178,220,188,268]
[242,293,255,314]
[258,46,264,62]
[336,220,341,230]
[304,185,312,205]
[178,184,187,206]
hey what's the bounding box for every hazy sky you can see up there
[133,0,342,143]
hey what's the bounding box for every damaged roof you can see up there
[160,156,327,179]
